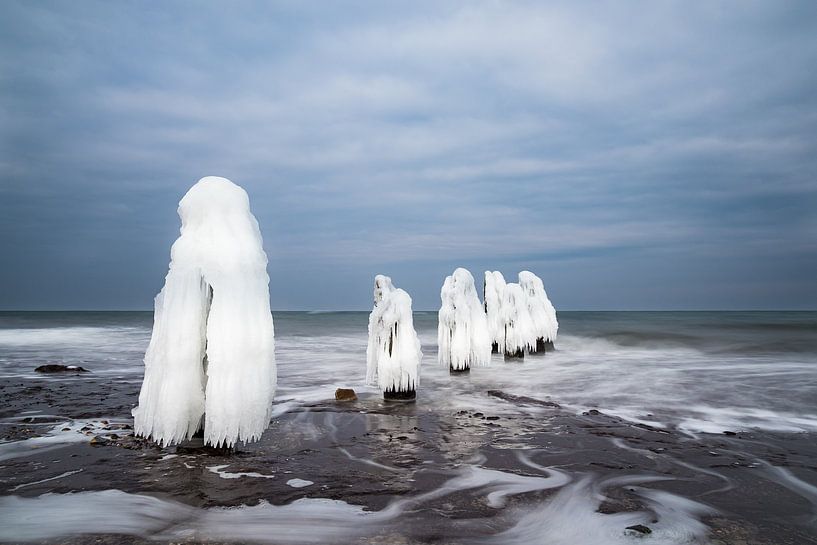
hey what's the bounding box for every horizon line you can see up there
[1,308,815,313]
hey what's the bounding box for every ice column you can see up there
[366,275,422,401]
[132,176,276,448]
[438,268,491,373]
[518,271,558,353]
[499,283,535,359]
[484,271,507,354]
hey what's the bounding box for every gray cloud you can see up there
[1,0,816,310]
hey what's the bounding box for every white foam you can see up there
[9,469,83,492]
[490,474,715,545]
[0,465,716,544]
[0,490,382,543]
[207,465,275,480]
[0,421,108,462]
[287,478,314,488]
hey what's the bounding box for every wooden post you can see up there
[383,386,416,402]
[504,347,524,360]
[533,337,555,353]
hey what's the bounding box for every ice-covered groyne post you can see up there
[499,283,535,359]
[366,275,422,401]
[132,176,276,448]
[518,271,558,353]
[484,271,507,354]
[438,268,491,374]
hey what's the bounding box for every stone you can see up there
[625,524,652,536]
[35,364,89,373]
[334,388,357,401]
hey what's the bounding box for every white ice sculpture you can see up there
[499,282,536,358]
[132,176,276,448]
[438,268,491,372]
[484,271,507,353]
[518,271,558,352]
[366,275,422,400]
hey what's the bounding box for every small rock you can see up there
[722,430,737,436]
[473,412,484,418]
[335,388,357,401]
[585,409,602,416]
[89,435,109,446]
[485,416,500,421]
[625,524,652,535]
[35,364,90,373]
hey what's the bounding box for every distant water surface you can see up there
[1,310,815,436]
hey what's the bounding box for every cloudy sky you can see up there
[1,1,816,310]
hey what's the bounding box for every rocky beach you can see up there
[1,311,816,544]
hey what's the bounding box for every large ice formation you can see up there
[366,275,422,398]
[438,268,491,371]
[484,271,507,353]
[518,271,558,352]
[132,176,276,448]
[499,283,536,358]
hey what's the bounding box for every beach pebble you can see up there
[334,388,358,401]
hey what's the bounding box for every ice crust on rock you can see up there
[499,283,536,355]
[132,176,276,448]
[518,271,558,344]
[484,271,507,350]
[366,275,422,394]
[438,268,491,370]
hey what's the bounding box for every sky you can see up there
[1,1,816,311]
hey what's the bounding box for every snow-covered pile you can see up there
[518,271,558,351]
[484,271,507,351]
[438,268,491,371]
[499,283,536,356]
[366,275,422,395]
[133,176,276,448]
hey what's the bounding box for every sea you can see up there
[1,310,816,544]
[2,310,815,435]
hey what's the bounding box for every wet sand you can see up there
[2,374,817,544]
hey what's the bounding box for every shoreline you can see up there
[2,374,816,544]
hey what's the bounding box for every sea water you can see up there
[1,311,815,435]
[1,311,816,543]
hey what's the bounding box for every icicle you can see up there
[132,176,276,448]
[484,271,506,354]
[438,268,490,373]
[366,275,422,401]
[518,271,558,353]
[499,283,535,359]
